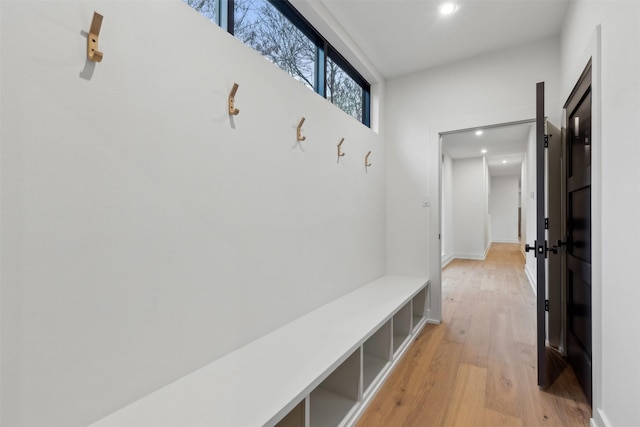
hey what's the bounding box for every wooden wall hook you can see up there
[228,83,240,115]
[337,138,345,158]
[87,12,104,63]
[297,117,306,142]
[365,151,372,168]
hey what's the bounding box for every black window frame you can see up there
[193,0,371,127]
[325,45,371,127]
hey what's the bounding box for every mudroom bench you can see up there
[90,275,430,427]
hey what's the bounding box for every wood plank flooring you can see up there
[356,243,591,427]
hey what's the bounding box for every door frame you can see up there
[439,118,535,267]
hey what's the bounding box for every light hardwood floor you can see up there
[356,243,591,427]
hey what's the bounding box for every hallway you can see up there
[357,243,591,426]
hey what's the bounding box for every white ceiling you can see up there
[311,1,562,176]
[442,122,532,176]
[319,0,570,79]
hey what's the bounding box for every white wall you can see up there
[483,158,491,251]
[489,175,520,243]
[561,2,640,426]
[441,152,454,266]
[0,2,386,426]
[386,37,561,322]
[450,157,490,259]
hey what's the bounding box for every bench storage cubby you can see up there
[90,276,429,427]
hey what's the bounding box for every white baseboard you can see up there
[524,264,536,295]
[441,253,454,268]
[453,252,487,261]
[591,408,612,427]
[425,307,441,325]
[491,239,520,244]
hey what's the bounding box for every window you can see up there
[184,0,371,127]
[184,0,218,24]
[327,56,364,122]
[233,0,315,90]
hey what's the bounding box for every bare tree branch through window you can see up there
[183,0,366,123]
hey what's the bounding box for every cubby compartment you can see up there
[412,287,427,331]
[392,303,412,354]
[89,277,429,427]
[310,348,361,427]
[275,398,306,427]
[362,321,392,395]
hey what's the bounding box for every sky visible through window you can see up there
[234,0,315,90]
[184,0,217,23]
[327,56,363,122]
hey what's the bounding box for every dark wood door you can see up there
[534,82,548,388]
[533,83,564,389]
[546,121,563,351]
[564,62,592,404]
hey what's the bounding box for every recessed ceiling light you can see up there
[481,149,487,154]
[502,159,507,164]
[439,2,458,15]
[475,130,483,136]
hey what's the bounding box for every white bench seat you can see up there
[90,275,430,427]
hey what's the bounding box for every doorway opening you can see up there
[440,119,534,269]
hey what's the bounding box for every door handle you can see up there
[527,241,558,256]
[557,239,567,247]
[525,242,543,254]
